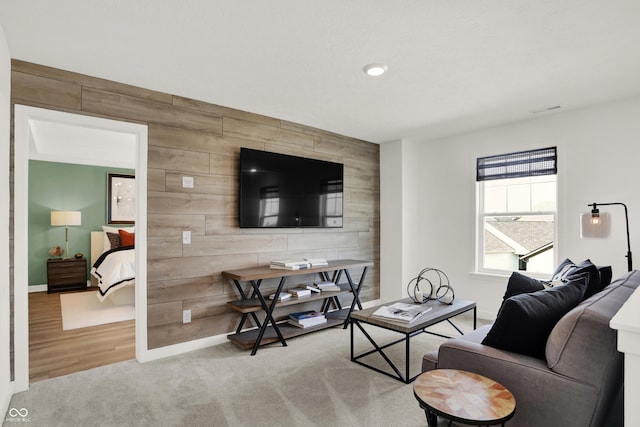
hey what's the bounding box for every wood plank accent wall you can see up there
[10,60,380,350]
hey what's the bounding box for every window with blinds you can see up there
[476,147,558,275]
[477,147,557,182]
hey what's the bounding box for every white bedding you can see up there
[90,246,135,302]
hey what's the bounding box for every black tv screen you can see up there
[239,148,344,228]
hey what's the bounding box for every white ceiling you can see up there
[29,118,136,169]
[2,1,640,144]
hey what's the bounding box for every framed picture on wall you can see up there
[108,173,135,224]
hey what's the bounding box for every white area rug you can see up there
[60,288,135,330]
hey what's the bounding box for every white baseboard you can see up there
[0,380,15,423]
[29,280,91,293]
[138,333,229,363]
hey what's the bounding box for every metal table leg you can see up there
[318,271,342,313]
[249,276,288,355]
[343,266,368,328]
[231,279,262,334]
[350,319,408,382]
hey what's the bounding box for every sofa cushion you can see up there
[482,275,587,359]
[422,325,492,372]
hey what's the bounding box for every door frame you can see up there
[13,105,148,392]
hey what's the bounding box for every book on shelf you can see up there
[288,317,328,328]
[371,302,433,323]
[288,288,312,298]
[288,310,325,322]
[298,284,321,293]
[312,280,342,292]
[319,284,342,292]
[268,291,292,301]
[270,259,309,267]
[270,262,311,270]
[304,258,329,267]
[288,310,327,328]
[314,280,336,288]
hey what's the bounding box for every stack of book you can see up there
[304,258,328,267]
[297,284,321,294]
[314,280,342,292]
[270,260,312,270]
[288,287,312,298]
[371,302,433,323]
[288,310,327,328]
[268,291,292,301]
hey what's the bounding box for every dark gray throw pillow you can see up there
[106,232,121,250]
[598,265,613,289]
[482,274,587,360]
[569,259,602,299]
[551,258,604,300]
[551,258,575,281]
[497,271,546,314]
[503,271,546,300]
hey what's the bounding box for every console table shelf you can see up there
[222,259,372,355]
[227,308,350,350]
[227,284,351,314]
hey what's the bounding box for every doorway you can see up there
[13,105,148,391]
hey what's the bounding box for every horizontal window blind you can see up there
[477,147,557,182]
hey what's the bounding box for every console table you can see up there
[222,259,372,355]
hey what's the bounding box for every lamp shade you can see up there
[50,211,82,226]
[580,211,610,238]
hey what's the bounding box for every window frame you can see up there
[475,147,558,277]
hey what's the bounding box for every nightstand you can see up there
[47,258,87,293]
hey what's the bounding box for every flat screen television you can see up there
[239,148,344,228]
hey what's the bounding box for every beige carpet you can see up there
[60,287,135,330]
[6,312,481,427]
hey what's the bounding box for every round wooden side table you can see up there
[413,369,516,426]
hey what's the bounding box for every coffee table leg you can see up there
[424,408,438,427]
[343,266,368,328]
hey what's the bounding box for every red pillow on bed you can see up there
[118,229,135,246]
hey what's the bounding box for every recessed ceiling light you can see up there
[363,64,388,77]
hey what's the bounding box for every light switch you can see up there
[182,176,194,188]
[182,230,191,244]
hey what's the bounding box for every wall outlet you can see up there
[183,309,191,324]
[182,176,194,188]
[182,230,191,244]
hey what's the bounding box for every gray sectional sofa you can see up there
[421,270,639,427]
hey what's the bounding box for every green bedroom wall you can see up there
[28,160,134,286]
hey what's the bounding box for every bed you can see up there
[90,227,135,303]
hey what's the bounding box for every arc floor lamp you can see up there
[580,202,632,272]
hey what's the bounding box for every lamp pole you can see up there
[65,224,70,259]
[590,202,633,271]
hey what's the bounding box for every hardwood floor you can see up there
[29,290,135,383]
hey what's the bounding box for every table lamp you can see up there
[51,210,81,259]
